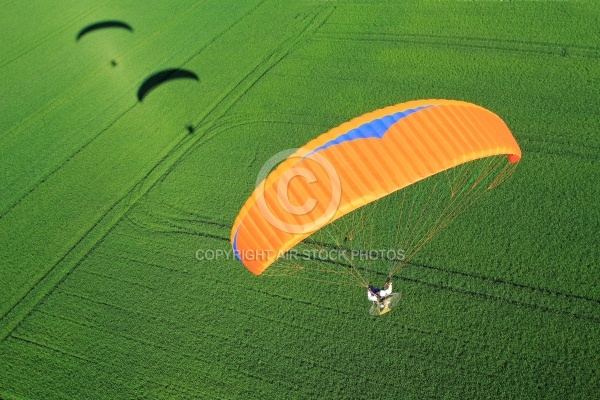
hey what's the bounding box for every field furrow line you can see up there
[409,259,600,306]
[313,31,600,59]
[321,24,600,52]
[94,250,190,274]
[399,275,600,324]
[55,281,347,359]
[78,269,157,291]
[518,135,600,159]
[522,145,600,161]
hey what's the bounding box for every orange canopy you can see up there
[231,99,521,275]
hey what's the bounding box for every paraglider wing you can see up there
[231,99,521,276]
[137,69,199,102]
[76,20,133,41]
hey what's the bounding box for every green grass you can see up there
[1,0,599,399]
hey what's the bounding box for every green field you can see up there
[1,0,599,398]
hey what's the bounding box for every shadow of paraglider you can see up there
[76,20,134,41]
[137,69,200,102]
[76,20,134,68]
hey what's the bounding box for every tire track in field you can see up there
[96,249,190,274]
[291,260,600,324]
[181,5,335,132]
[409,259,600,306]
[525,146,598,161]
[79,269,157,291]
[219,293,504,385]
[313,31,600,59]
[523,134,600,152]
[0,3,334,343]
[207,111,335,134]
[299,236,600,323]
[518,136,600,161]
[126,207,230,237]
